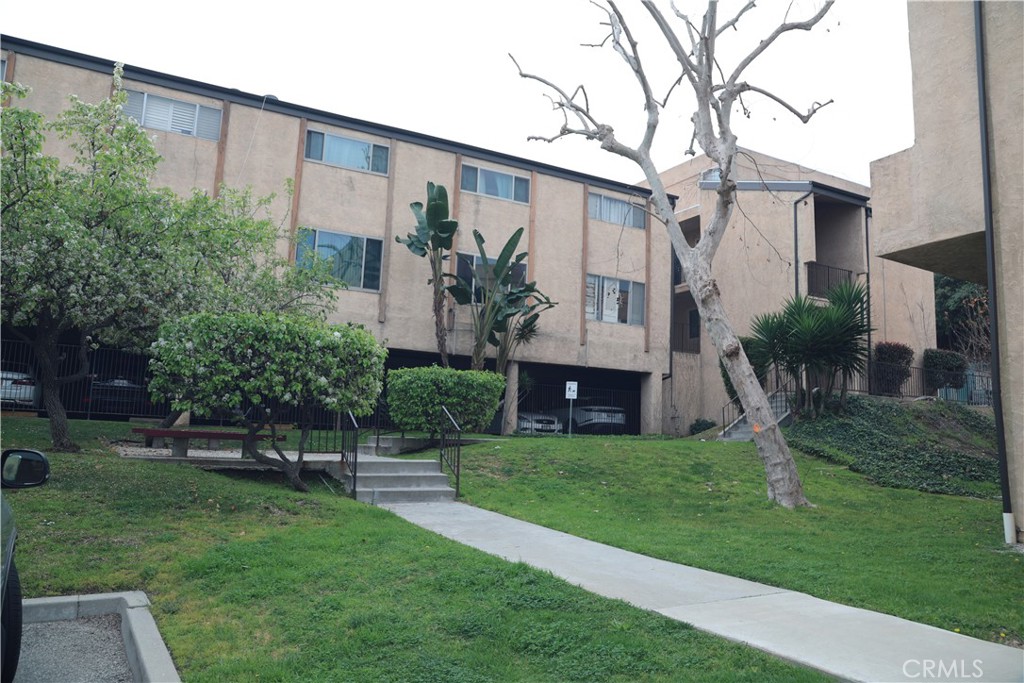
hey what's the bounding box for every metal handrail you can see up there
[340,411,359,498]
[439,406,462,497]
[720,366,790,433]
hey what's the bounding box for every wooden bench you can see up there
[131,428,286,458]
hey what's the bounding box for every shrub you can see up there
[388,366,505,433]
[923,348,968,393]
[688,418,716,436]
[871,341,914,396]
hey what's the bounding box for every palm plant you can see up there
[824,281,870,410]
[750,281,871,418]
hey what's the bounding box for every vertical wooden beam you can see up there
[287,118,307,262]
[580,184,590,347]
[377,138,398,323]
[644,196,651,353]
[212,101,231,198]
[450,154,463,272]
[527,170,538,281]
[2,53,15,106]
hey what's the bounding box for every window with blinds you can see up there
[123,90,222,141]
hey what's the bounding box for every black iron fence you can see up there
[1,338,170,419]
[720,360,994,428]
[516,383,640,435]
[0,339,373,453]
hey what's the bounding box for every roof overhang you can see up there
[697,178,869,207]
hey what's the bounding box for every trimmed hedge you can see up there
[872,341,914,396]
[388,366,505,433]
[923,348,968,393]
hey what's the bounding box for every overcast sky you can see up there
[1,0,914,187]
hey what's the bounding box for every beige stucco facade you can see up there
[2,36,669,434]
[869,2,1023,542]
[658,150,935,436]
[1,34,938,446]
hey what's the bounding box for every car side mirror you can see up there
[1,449,50,488]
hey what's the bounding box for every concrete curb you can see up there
[24,591,180,683]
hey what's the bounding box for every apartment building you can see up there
[1,35,937,442]
[869,2,1022,542]
[657,150,935,435]
[1,35,670,434]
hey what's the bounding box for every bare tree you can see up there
[515,0,835,507]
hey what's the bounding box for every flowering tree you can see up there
[149,313,387,491]
[1,73,336,450]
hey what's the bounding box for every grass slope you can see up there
[1,416,823,682]
[456,403,1021,648]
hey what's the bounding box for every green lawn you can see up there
[455,431,1022,648]
[1,415,825,682]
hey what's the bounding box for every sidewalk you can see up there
[384,501,1024,683]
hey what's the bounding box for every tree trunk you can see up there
[432,255,449,367]
[242,438,308,492]
[687,259,810,508]
[500,361,519,435]
[33,334,79,452]
[158,410,185,429]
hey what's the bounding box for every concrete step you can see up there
[354,458,442,475]
[349,472,451,489]
[357,437,431,456]
[355,487,456,504]
[345,455,456,504]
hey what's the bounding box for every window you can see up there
[123,90,221,141]
[586,275,645,326]
[296,228,382,291]
[304,130,389,174]
[589,193,645,229]
[461,164,530,203]
[1,58,7,82]
[456,252,527,303]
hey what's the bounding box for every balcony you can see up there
[806,261,855,298]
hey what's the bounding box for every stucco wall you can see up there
[869,1,1022,541]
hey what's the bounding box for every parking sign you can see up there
[565,381,578,400]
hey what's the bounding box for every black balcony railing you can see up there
[806,261,855,298]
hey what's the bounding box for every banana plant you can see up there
[446,228,555,372]
[398,182,459,366]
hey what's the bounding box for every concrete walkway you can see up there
[384,501,1024,683]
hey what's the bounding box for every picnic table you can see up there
[131,428,286,458]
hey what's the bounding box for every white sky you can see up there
[1,0,914,187]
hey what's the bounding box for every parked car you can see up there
[552,401,627,435]
[517,411,563,435]
[88,377,146,415]
[1,449,51,683]
[0,366,41,410]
